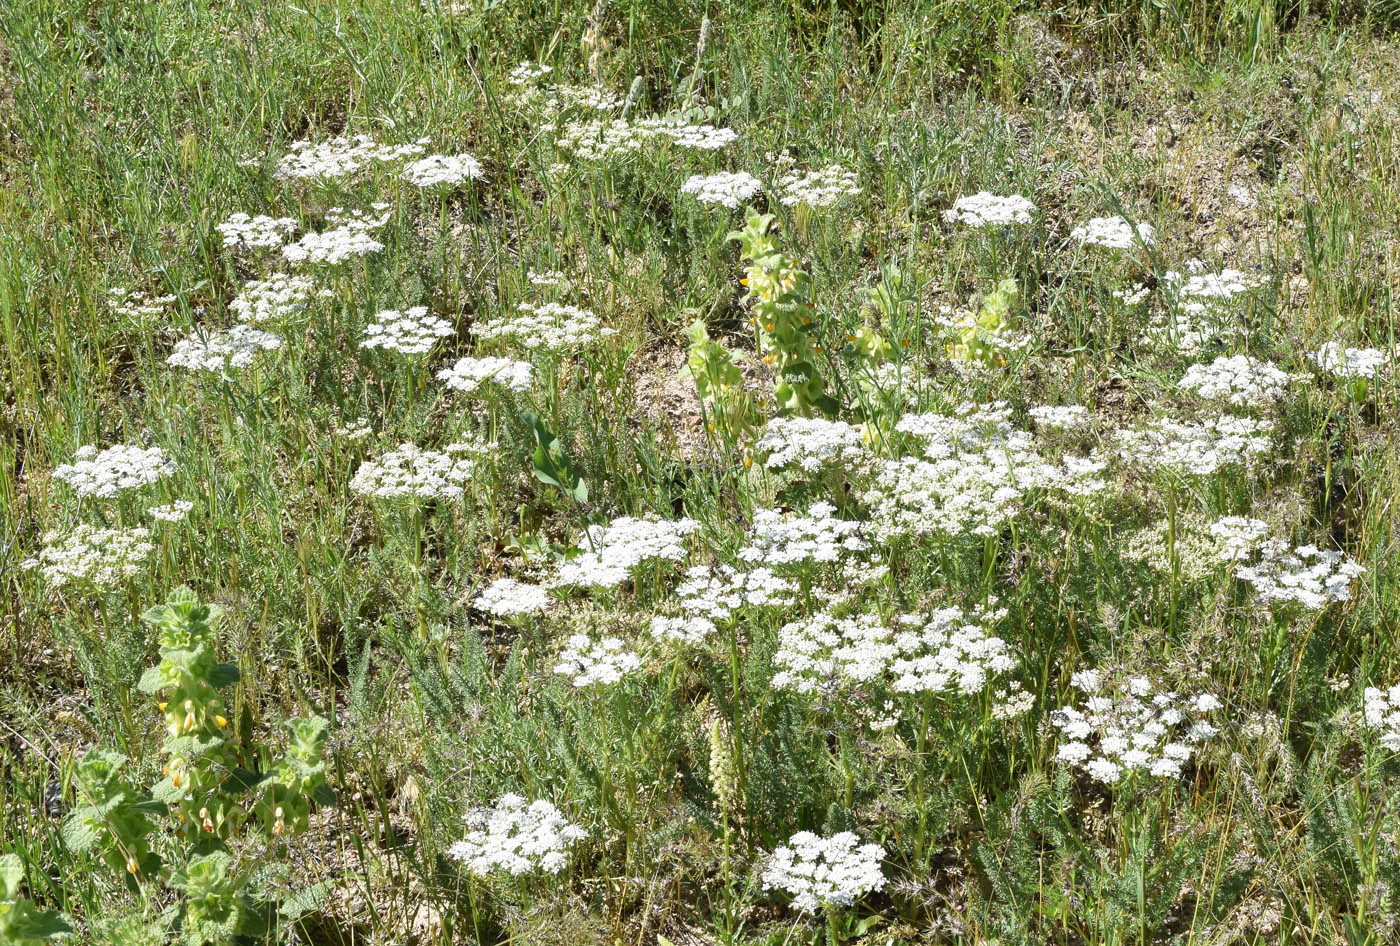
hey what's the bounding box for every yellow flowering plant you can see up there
[729,209,840,418]
[57,588,332,945]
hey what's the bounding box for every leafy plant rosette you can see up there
[58,588,333,945]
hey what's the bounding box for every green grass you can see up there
[4,0,1400,943]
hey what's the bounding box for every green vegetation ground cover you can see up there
[4,0,1400,943]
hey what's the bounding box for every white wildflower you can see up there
[22,525,154,588]
[1363,684,1400,751]
[942,192,1036,227]
[53,445,175,499]
[772,611,895,693]
[739,502,867,566]
[762,831,886,914]
[675,564,797,621]
[553,634,641,687]
[447,794,585,875]
[648,615,717,646]
[437,356,534,395]
[1233,538,1366,610]
[1115,415,1273,476]
[147,500,194,523]
[1028,405,1091,430]
[230,273,316,324]
[1177,355,1294,408]
[777,164,860,207]
[216,212,296,250]
[755,418,867,474]
[680,171,762,209]
[167,325,283,371]
[1311,342,1389,380]
[1207,516,1269,562]
[474,302,614,351]
[349,441,487,501]
[360,307,454,355]
[275,135,428,180]
[402,153,485,188]
[890,603,1016,696]
[475,578,552,618]
[1051,673,1221,784]
[552,516,700,589]
[1070,215,1156,250]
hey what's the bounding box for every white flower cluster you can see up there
[942,192,1036,227]
[508,62,553,85]
[680,171,762,209]
[167,324,284,371]
[474,302,614,351]
[1311,342,1389,380]
[147,500,194,522]
[642,119,738,150]
[216,212,296,250]
[1176,355,1296,408]
[475,578,552,618]
[1207,516,1269,562]
[551,117,737,159]
[1115,415,1273,475]
[528,269,565,287]
[739,502,866,566]
[772,611,894,693]
[54,444,175,499]
[437,356,534,395]
[275,135,428,180]
[755,418,867,474]
[762,831,886,914]
[1052,672,1222,783]
[890,603,1016,695]
[230,273,317,324]
[1164,266,1259,309]
[867,405,1106,541]
[282,212,386,265]
[648,614,717,646]
[402,153,485,187]
[1233,539,1365,610]
[348,441,487,501]
[22,524,154,588]
[675,564,797,620]
[777,164,860,207]
[1028,405,1091,430]
[447,794,585,876]
[553,634,642,687]
[1070,215,1156,249]
[1362,684,1400,750]
[553,516,700,588]
[109,287,176,321]
[359,307,454,355]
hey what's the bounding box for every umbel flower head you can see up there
[1363,684,1400,750]
[762,830,887,914]
[437,356,534,395]
[359,307,454,355]
[447,794,585,876]
[552,634,641,687]
[402,153,485,188]
[167,325,284,372]
[349,441,488,501]
[474,578,552,618]
[680,171,762,209]
[22,524,154,589]
[942,192,1036,227]
[53,444,176,499]
[1070,215,1156,249]
[1051,671,1221,784]
[215,212,296,250]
